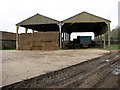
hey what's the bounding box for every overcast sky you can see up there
[118,1,120,27]
[0,0,119,34]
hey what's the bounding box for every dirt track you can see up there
[2,50,119,89]
[2,49,110,87]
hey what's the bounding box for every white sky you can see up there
[0,0,119,35]
[118,1,120,27]
[71,32,94,40]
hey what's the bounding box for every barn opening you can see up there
[61,12,111,49]
[16,14,60,50]
[69,32,94,49]
[71,32,94,41]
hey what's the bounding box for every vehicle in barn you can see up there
[77,36,92,48]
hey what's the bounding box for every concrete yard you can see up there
[2,49,110,87]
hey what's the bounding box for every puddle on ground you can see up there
[105,60,109,62]
[112,66,120,75]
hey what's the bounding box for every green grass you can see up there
[0,49,16,50]
[102,44,120,50]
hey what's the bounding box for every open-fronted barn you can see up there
[16,14,60,50]
[61,11,111,49]
[16,11,111,50]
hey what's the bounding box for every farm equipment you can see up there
[77,36,92,48]
[65,36,94,49]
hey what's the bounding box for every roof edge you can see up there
[61,11,111,23]
[16,13,60,26]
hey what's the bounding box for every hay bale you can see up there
[19,39,31,45]
[45,31,59,35]
[19,41,30,45]
[20,33,32,39]
[32,46,45,50]
[45,36,59,42]
[32,32,59,42]
[45,32,59,42]
[45,42,59,47]
[32,32,45,41]
[19,38,31,41]
[18,45,31,50]
[18,32,60,50]
[32,41,45,47]
[45,46,59,50]
[45,41,59,50]
[19,33,32,46]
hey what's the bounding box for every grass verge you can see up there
[102,44,120,50]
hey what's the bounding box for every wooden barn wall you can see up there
[0,31,16,49]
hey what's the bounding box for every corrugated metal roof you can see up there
[16,13,60,26]
[62,11,111,23]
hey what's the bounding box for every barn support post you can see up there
[63,30,65,49]
[98,35,101,48]
[99,35,101,44]
[58,23,62,49]
[107,23,111,49]
[98,36,99,45]
[94,37,96,41]
[96,36,98,42]
[32,30,35,33]
[96,36,98,44]
[65,32,66,41]
[69,33,71,42]
[97,36,99,44]
[63,30,64,41]
[94,35,96,41]
[97,36,98,44]
[16,26,19,50]
[25,28,28,33]
[67,33,68,41]
[94,37,96,44]
[104,33,106,49]
[100,34,102,48]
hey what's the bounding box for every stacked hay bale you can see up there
[45,32,59,50]
[19,33,32,50]
[32,32,46,50]
[19,31,59,50]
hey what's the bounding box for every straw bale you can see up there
[45,42,59,46]
[32,41,45,47]
[32,46,45,50]
[18,45,31,50]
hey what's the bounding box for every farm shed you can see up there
[0,31,16,49]
[61,11,111,49]
[16,11,111,50]
[16,14,60,50]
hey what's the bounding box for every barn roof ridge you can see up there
[16,13,60,26]
[16,11,111,26]
[62,11,111,23]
